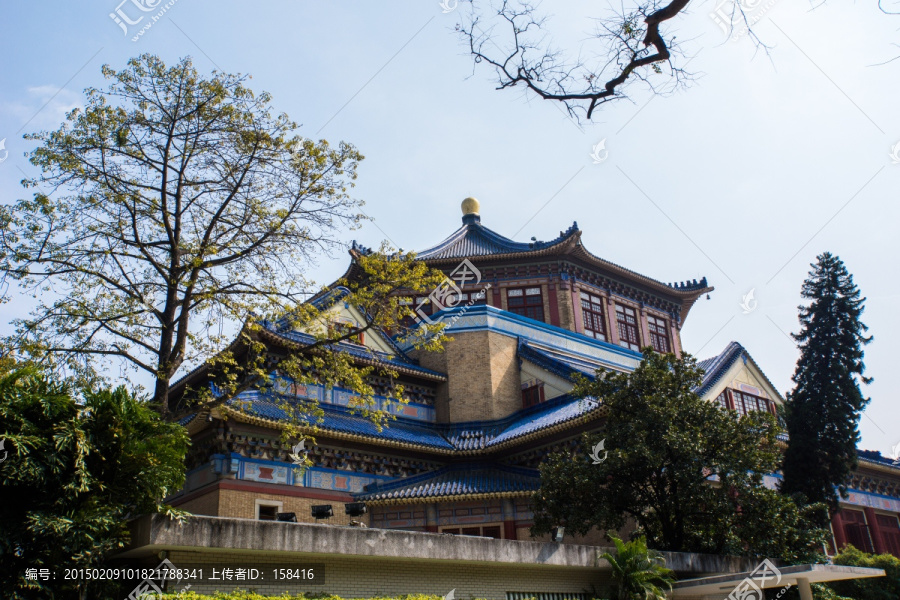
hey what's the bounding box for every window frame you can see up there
[615,303,641,351]
[506,286,545,322]
[580,291,607,341]
[255,499,284,521]
[731,390,774,416]
[646,314,670,353]
[522,382,545,409]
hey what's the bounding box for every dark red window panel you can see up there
[507,287,545,323]
[522,383,545,409]
[841,510,874,553]
[732,390,772,416]
[580,291,606,341]
[615,304,640,351]
[647,314,670,353]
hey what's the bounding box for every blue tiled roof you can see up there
[355,463,540,501]
[858,449,900,471]
[696,341,745,396]
[517,340,605,381]
[487,396,600,447]
[261,323,446,380]
[445,427,503,451]
[269,286,423,366]
[177,413,198,427]
[416,216,579,260]
[227,393,456,450]
[696,341,785,405]
[227,390,601,453]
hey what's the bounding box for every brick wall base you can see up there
[163,550,610,599]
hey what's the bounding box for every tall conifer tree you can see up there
[780,252,872,513]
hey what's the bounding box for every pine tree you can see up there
[780,252,872,514]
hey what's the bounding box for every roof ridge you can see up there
[416,219,580,260]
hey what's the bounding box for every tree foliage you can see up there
[825,545,900,600]
[0,366,189,599]
[0,54,368,410]
[532,349,827,559]
[780,252,871,514]
[181,242,449,433]
[600,533,675,600]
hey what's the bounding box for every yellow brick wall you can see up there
[164,549,610,599]
[175,489,220,516]
[215,488,369,526]
[557,284,576,331]
[412,330,521,422]
[447,330,520,421]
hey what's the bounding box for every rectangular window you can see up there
[507,287,544,322]
[257,504,280,521]
[522,383,545,409]
[615,304,640,351]
[732,390,772,416]
[875,515,900,557]
[647,315,670,353]
[442,525,503,539]
[580,291,607,341]
[331,320,365,345]
[842,510,874,553]
[715,391,729,410]
[459,289,487,305]
[399,296,431,329]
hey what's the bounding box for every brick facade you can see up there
[412,330,521,422]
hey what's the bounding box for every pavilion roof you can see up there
[216,392,604,455]
[355,463,540,504]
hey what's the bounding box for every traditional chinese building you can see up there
[137,198,898,598]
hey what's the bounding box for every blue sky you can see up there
[1,1,898,454]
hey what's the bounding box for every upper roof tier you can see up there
[408,197,713,298]
[416,210,581,260]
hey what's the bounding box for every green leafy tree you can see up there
[600,534,675,600]
[824,545,900,600]
[0,54,447,415]
[532,349,827,559]
[0,366,190,599]
[780,253,872,514]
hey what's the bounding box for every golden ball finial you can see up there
[461,197,480,216]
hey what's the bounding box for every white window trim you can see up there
[255,499,284,520]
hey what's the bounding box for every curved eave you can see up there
[857,457,900,476]
[221,406,458,455]
[218,402,608,456]
[360,490,534,506]
[419,230,581,265]
[484,405,608,452]
[569,244,713,307]
[256,327,447,382]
